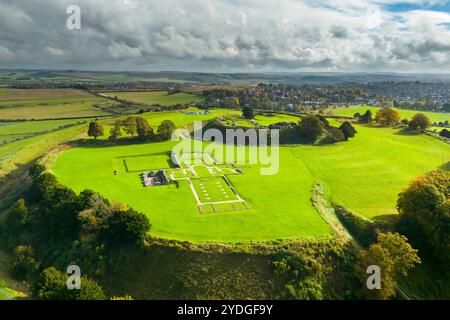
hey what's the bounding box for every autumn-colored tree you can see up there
[374,108,400,126]
[397,170,450,267]
[356,232,420,300]
[87,121,104,140]
[356,243,396,300]
[408,113,431,131]
[136,117,154,140]
[123,117,137,136]
[109,121,123,140]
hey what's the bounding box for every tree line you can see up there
[1,164,151,300]
[88,117,177,142]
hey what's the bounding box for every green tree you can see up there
[286,277,324,300]
[123,117,137,136]
[298,115,324,144]
[29,163,46,178]
[339,121,357,140]
[99,208,151,249]
[397,170,450,267]
[109,121,123,140]
[325,127,346,143]
[439,129,450,138]
[409,113,431,131]
[242,106,254,119]
[11,245,40,281]
[33,267,105,300]
[157,120,176,141]
[359,110,373,123]
[29,172,57,202]
[136,117,154,140]
[87,121,104,141]
[5,199,28,236]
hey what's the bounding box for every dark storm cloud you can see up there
[0,0,450,72]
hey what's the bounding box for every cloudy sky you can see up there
[1,0,450,73]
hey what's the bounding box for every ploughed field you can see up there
[52,112,450,243]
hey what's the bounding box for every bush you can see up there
[298,116,325,144]
[157,120,176,141]
[11,245,39,281]
[328,127,346,142]
[339,122,357,140]
[439,129,450,138]
[286,277,324,300]
[33,267,106,300]
[99,208,151,249]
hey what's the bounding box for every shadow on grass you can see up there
[394,128,423,136]
[67,137,169,149]
[0,163,32,211]
[372,213,399,229]
[439,161,450,171]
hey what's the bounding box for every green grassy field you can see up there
[100,91,204,106]
[327,106,450,123]
[223,113,302,128]
[192,176,238,203]
[52,116,450,242]
[94,108,241,140]
[52,140,332,243]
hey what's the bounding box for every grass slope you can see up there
[101,246,280,299]
[0,124,88,176]
[0,119,89,144]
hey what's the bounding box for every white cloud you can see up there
[45,46,65,57]
[0,0,449,72]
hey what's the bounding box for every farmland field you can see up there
[52,117,450,242]
[100,90,204,106]
[0,88,91,101]
[0,88,114,120]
